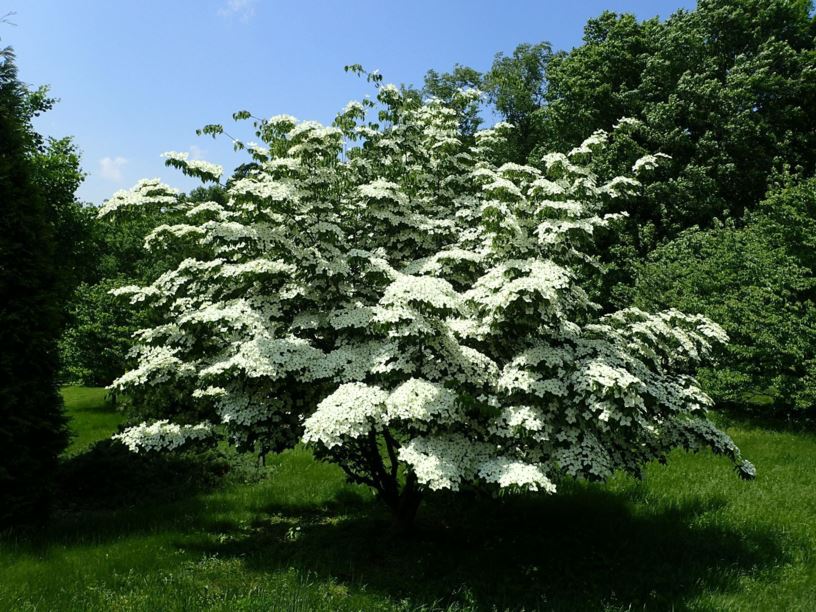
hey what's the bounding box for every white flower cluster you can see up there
[162,151,223,182]
[477,457,556,492]
[381,273,462,313]
[186,201,227,219]
[303,383,388,448]
[358,179,409,205]
[113,420,213,452]
[111,345,193,389]
[488,405,550,442]
[568,130,608,157]
[97,179,179,218]
[601,176,641,198]
[268,114,297,128]
[397,435,555,492]
[397,434,488,490]
[632,153,671,174]
[384,379,459,424]
[304,378,460,449]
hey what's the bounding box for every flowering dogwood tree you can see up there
[106,74,754,527]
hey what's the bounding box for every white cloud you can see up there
[99,156,128,182]
[218,0,256,21]
[189,144,206,160]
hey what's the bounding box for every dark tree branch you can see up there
[382,426,400,481]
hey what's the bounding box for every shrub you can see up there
[635,178,816,413]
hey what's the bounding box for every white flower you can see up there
[162,151,223,181]
[381,273,463,313]
[476,457,556,492]
[385,379,459,424]
[632,153,671,174]
[113,420,213,452]
[568,129,608,157]
[97,178,179,218]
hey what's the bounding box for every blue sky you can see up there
[2,0,695,204]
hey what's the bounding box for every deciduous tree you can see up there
[108,80,753,528]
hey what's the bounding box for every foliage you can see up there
[1,387,814,610]
[30,136,95,295]
[58,387,256,513]
[538,0,816,305]
[104,79,751,527]
[636,178,816,413]
[422,64,483,136]
[58,440,232,512]
[0,46,69,527]
[482,42,552,160]
[426,1,816,308]
[59,278,150,386]
[424,42,552,158]
[59,184,227,386]
[541,0,816,226]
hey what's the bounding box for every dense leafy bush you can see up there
[542,0,816,231]
[57,438,239,511]
[636,178,816,413]
[542,0,816,306]
[59,278,149,386]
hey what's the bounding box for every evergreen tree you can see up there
[0,47,69,527]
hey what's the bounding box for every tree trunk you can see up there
[387,471,422,533]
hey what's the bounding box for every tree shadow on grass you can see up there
[1,441,792,610]
[55,440,236,514]
[1,463,792,610]
[67,399,116,416]
[186,484,790,611]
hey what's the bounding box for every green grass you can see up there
[1,388,815,611]
[61,386,124,454]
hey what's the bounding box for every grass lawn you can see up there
[60,386,123,455]
[1,388,814,611]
